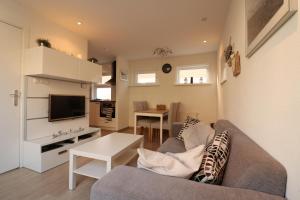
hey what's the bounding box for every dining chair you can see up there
[133,101,152,136]
[150,102,180,142]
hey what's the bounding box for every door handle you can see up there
[9,90,20,106]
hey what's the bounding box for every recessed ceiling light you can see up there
[203,40,208,43]
[77,21,82,25]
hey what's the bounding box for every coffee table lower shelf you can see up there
[73,149,138,180]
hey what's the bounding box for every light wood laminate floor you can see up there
[0,128,166,200]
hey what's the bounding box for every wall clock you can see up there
[162,63,172,73]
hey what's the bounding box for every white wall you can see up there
[0,0,89,166]
[217,0,300,199]
[116,57,129,130]
[0,0,88,58]
[128,52,218,126]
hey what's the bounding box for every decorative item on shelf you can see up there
[36,39,51,48]
[190,77,194,84]
[233,51,241,77]
[162,63,172,73]
[199,77,204,83]
[184,77,188,84]
[88,57,98,63]
[156,104,166,110]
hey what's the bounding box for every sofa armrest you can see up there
[90,166,285,200]
[172,122,183,137]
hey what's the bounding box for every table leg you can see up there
[134,113,137,135]
[69,153,77,190]
[106,159,112,173]
[160,115,163,145]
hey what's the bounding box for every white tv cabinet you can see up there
[23,127,101,173]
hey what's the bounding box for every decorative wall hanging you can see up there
[246,0,297,57]
[224,37,234,67]
[233,51,241,77]
[220,66,228,85]
[120,71,128,81]
[36,39,51,48]
[162,63,172,73]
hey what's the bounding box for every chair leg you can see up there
[140,127,144,135]
[149,127,153,143]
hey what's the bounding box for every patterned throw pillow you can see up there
[176,116,200,141]
[191,130,231,185]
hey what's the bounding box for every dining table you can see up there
[134,109,169,145]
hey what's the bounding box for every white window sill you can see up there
[174,83,212,86]
[129,83,160,87]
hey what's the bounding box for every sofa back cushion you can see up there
[215,120,287,197]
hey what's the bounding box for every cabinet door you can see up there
[80,61,102,83]
[89,102,96,126]
[89,102,100,126]
[43,48,80,80]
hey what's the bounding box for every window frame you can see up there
[176,65,210,85]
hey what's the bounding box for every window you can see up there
[176,65,209,84]
[96,87,111,100]
[136,73,157,84]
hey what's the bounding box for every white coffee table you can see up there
[69,133,144,190]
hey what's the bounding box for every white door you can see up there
[0,21,22,174]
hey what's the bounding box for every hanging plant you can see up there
[36,39,52,48]
[88,57,98,63]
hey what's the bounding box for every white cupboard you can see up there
[24,47,102,83]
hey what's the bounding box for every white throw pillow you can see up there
[137,145,205,178]
[181,122,215,150]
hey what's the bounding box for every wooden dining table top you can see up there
[134,109,169,115]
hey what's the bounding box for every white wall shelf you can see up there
[174,83,212,86]
[28,127,100,146]
[129,83,160,87]
[24,47,102,83]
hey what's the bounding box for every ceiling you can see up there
[17,0,230,63]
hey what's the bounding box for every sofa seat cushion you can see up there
[158,137,186,153]
[90,166,286,200]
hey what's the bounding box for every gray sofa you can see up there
[91,120,287,200]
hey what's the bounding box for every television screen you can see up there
[49,95,85,122]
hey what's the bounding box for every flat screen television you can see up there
[49,95,85,122]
